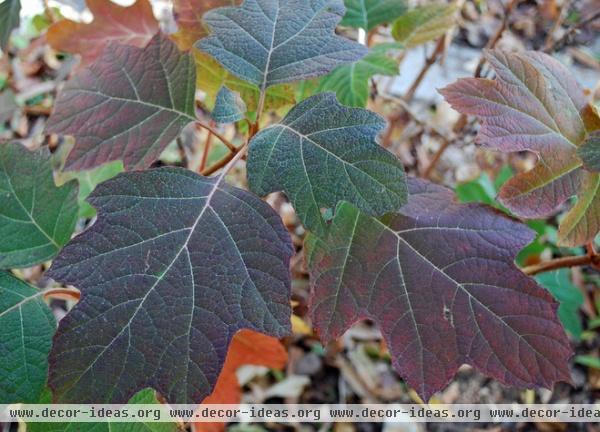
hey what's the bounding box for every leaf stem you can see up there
[522,253,600,276]
[43,287,81,302]
[196,122,237,152]
[201,144,247,177]
[199,129,213,172]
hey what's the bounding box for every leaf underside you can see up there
[197,0,367,89]
[47,0,159,66]
[441,49,600,246]
[0,142,79,269]
[307,178,572,400]
[212,86,247,123]
[46,33,196,171]
[47,168,293,404]
[247,93,407,234]
[0,271,55,404]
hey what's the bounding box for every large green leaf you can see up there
[47,168,293,404]
[46,33,196,171]
[247,93,407,234]
[340,0,407,31]
[0,0,20,51]
[0,271,55,403]
[318,44,399,107]
[307,178,571,400]
[197,0,367,92]
[0,142,78,269]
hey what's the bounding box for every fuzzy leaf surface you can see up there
[247,93,407,234]
[318,45,399,107]
[47,168,293,404]
[307,178,572,400]
[577,131,600,172]
[46,34,196,171]
[47,0,159,65]
[197,0,367,89]
[391,2,457,47]
[0,272,55,403]
[441,50,600,246]
[212,86,247,123]
[0,0,19,51]
[340,0,407,30]
[0,142,78,269]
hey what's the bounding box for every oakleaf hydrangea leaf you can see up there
[341,0,407,31]
[577,131,600,172]
[46,33,196,171]
[307,177,572,400]
[247,93,407,234]
[47,168,293,404]
[318,44,399,107]
[212,86,247,123]
[0,0,19,52]
[47,0,159,66]
[392,2,457,47]
[0,142,78,269]
[197,0,367,91]
[441,50,600,246]
[0,271,55,404]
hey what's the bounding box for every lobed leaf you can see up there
[197,0,367,90]
[47,168,293,404]
[0,271,55,404]
[318,44,399,107]
[391,2,457,47]
[46,34,196,171]
[441,50,600,246]
[247,93,407,234]
[0,0,19,51]
[47,0,159,66]
[340,0,407,31]
[307,178,572,400]
[0,142,78,269]
[212,86,247,123]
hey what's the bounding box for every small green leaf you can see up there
[535,269,583,340]
[575,355,600,370]
[247,93,407,234]
[212,86,247,123]
[341,0,407,31]
[56,160,124,219]
[0,0,20,51]
[0,271,55,403]
[28,388,178,432]
[0,142,79,269]
[318,45,399,107]
[392,2,457,47]
[577,131,600,172]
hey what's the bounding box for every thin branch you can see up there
[522,253,600,276]
[43,287,81,302]
[543,6,600,52]
[200,143,245,176]
[195,122,237,152]
[542,0,572,51]
[199,129,213,172]
[404,36,446,103]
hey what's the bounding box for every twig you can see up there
[404,36,446,103]
[542,0,572,51]
[43,287,81,302]
[200,143,246,176]
[522,253,600,276]
[543,9,600,53]
[199,129,213,172]
[195,122,237,152]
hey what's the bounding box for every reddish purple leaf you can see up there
[440,50,600,246]
[307,178,572,400]
[46,33,196,171]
